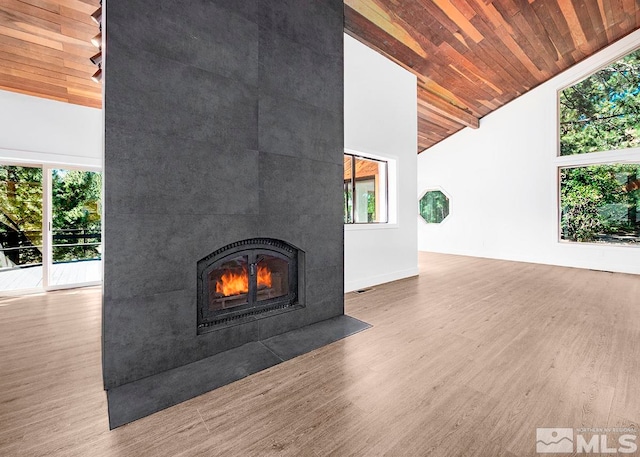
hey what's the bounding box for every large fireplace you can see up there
[103,0,348,429]
[197,238,304,331]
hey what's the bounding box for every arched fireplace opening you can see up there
[197,238,304,333]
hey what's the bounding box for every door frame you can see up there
[0,161,102,293]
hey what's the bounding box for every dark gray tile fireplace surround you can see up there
[103,0,360,428]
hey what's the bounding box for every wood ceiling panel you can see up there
[345,0,640,152]
[0,72,67,99]
[0,53,66,80]
[0,0,100,108]
[18,0,59,14]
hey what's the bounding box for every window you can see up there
[419,189,450,224]
[558,47,640,245]
[560,165,640,244]
[0,164,102,291]
[343,153,388,223]
[560,48,640,156]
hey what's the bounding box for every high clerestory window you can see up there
[343,153,388,224]
[558,47,640,245]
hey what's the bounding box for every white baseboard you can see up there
[345,267,419,293]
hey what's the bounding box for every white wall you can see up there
[417,30,640,275]
[0,89,102,168]
[344,34,418,291]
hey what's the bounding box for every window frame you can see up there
[343,151,390,225]
[0,161,104,293]
[556,45,640,246]
[418,187,451,225]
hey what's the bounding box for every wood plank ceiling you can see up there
[0,0,101,108]
[345,0,640,152]
[1,1,639,151]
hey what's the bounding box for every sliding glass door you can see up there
[0,163,102,292]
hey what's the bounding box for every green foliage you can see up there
[0,166,43,235]
[0,166,43,265]
[560,165,640,242]
[52,170,101,231]
[419,191,449,224]
[343,187,353,223]
[560,48,640,155]
[366,191,376,222]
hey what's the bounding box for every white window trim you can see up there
[0,147,102,170]
[555,148,640,168]
[343,148,398,227]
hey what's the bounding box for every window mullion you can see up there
[351,154,356,224]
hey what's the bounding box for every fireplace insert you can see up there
[197,238,304,333]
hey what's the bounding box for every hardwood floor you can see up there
[0,252,638,456]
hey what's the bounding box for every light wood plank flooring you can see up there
[0,252,638,456]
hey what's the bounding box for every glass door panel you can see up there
[0,165,44,291]
[49,169,102,287]
[256,254,288,302]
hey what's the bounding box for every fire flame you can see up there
[257,265,272,290]
[216,264,272,297]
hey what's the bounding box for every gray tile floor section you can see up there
[107,315,371,429]
[261,315,372,361]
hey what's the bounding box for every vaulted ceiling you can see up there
[345,0,640,152]
[1,1,639,152]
